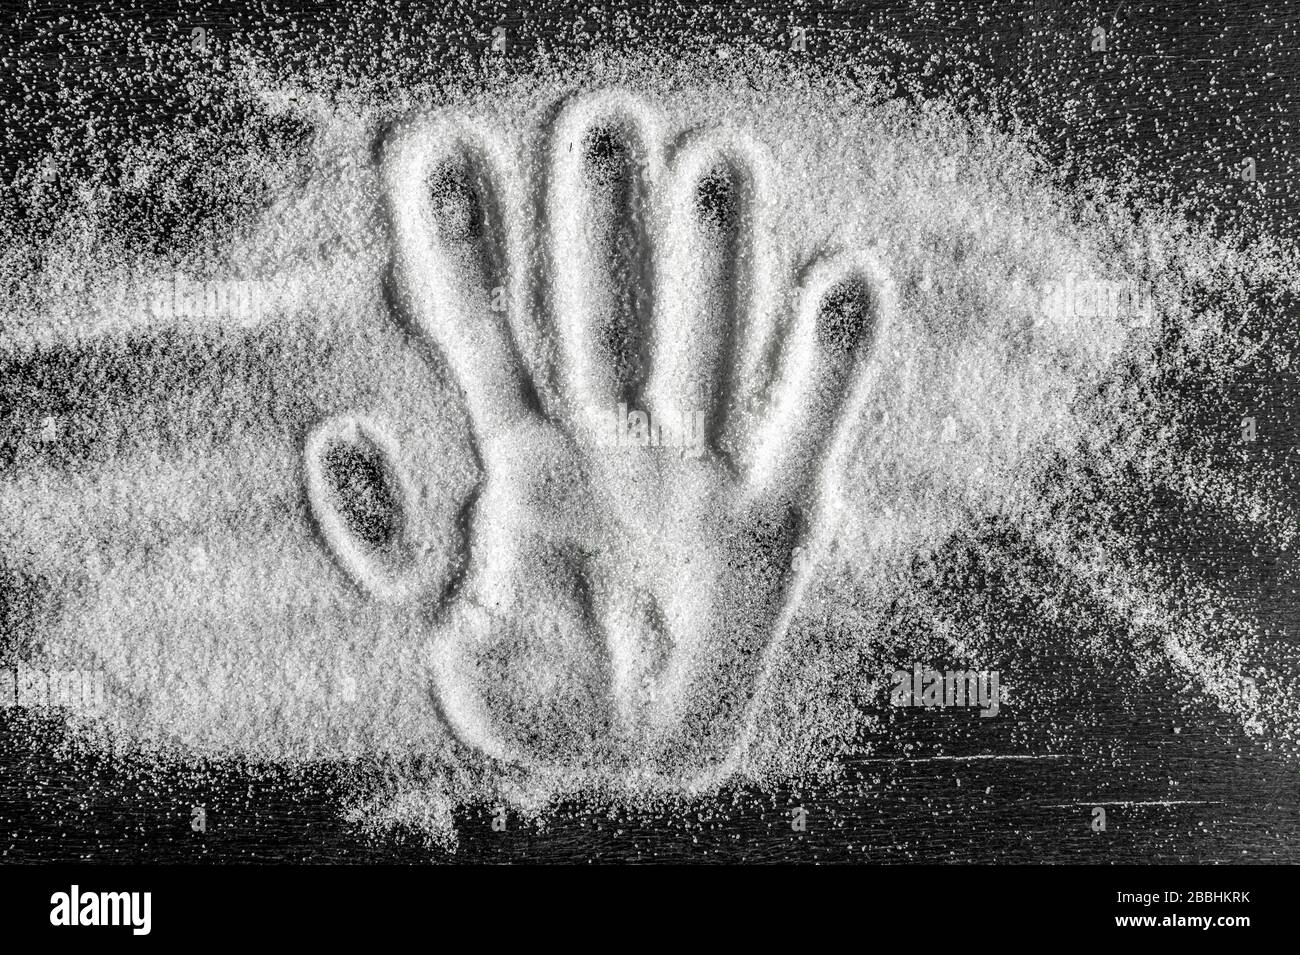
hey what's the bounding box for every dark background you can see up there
[0,0,1297,862]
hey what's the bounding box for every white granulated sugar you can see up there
[2,25,1297,850]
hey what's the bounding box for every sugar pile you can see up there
[2,24,1297,849]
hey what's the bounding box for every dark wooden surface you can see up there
[1,0,1298,863]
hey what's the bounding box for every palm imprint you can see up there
[305,91,893,788]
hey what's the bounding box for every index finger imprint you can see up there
[382,114,534,435]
